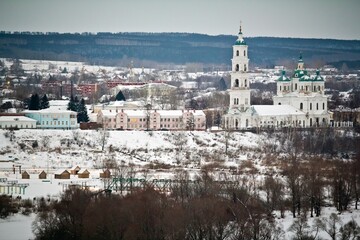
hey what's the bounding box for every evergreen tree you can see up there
[67,95,77,112]
[217,77,227,91]
[77,98,89,123]
[115,90,126,101]
[29,94,40,110]
[9,59,24,76]
[40,94,50,109]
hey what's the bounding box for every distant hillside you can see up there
[0,32,360,68]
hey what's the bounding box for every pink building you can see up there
[97,109,206,131]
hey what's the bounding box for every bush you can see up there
[0,195,18,218]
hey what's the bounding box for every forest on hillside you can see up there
[0,32,360,68]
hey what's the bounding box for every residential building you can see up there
[23,108,78,129]
[0,116,37,129]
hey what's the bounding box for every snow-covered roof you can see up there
[99,110,117,117]
[0,116,37,122]
[253,105,305,116]
[23,109,76,114]
[157,110,183,117]
[124,110,146,117]
[193,110,206,117]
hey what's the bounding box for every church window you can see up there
[300,102,303,110]
[310,118,313,127]
[245,79,247,87]
[323,103,325,110]
[306,86,308,91]
[244,64,247,71]
[236,64,239,71]
[246,119,249,127]
[236,50,239,56]
[318,86,320,91]
[295,83,297,90]
[316,103,319,110]
[237,98,239,105]
[310,103,312,110]
[280,86,282,91]
[244,50,246,56]
[235,79,239,87]
[314,86,316,91]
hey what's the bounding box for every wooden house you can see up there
[54,170,70,179]
[70,166,81,175]
[22,171,30,179]
[78,169,90,179]
[100,169,111,178]
[38,170,47,179]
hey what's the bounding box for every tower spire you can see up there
[239,21,242,34]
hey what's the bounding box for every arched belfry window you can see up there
[244,50,246,56]
[236,50,239,56]
[235,79,239,87]
[244,64,247,72]
[244,79,247,87]
[236,64,239,71]
[300,102,303,110]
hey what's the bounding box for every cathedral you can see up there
[223,25,330,129]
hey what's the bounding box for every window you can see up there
[244,64,247,71]
[280,86,282,91]
[310,103,312,110]
[236,64,239,71]
[323,103,325,110]
[236,50,239,56]
[245,79,247,87]
[235,79,239,87]
[278,102,281,105]
[300,103,303,110]
[295,83,297,90]
[244,50,246,56]
[316,103,319,110]
[306,86,308,91]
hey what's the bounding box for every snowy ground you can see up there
[0,129,359,239]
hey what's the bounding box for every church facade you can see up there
[223,26,330,129]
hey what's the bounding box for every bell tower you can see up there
[229,23,250,111]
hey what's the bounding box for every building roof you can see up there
[124,110,147,117]
[99,110,117,117]
[278,70,290,81]
[0,116,37,122]
[23,109,77,114]
[252,105,305,117]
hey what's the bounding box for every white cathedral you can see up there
[223,25,330,129]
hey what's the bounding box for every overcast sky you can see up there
[0,0,359,40]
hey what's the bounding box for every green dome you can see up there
[293,69,308,79]
[278,70,290,81]
[313,70,324,81]
[235,39,247,45]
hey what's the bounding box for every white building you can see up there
[0,116,37,129]
[224,25,330,129]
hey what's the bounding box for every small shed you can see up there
[78,169,90,179]
[22,171,30,179]
[100,169,111,178]
[70,166,81,175]
[38,170,47,179]
[54,170,70,179]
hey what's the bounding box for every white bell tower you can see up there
[229,23,250,111]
